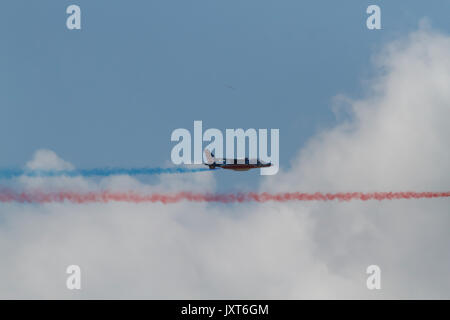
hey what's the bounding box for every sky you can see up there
[0,1,449,298]
[1,0,450,188]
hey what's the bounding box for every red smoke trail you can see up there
[0,190,449,204]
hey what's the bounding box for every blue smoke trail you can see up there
[0,167,210,179]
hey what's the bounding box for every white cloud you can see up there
[0,26,449,298]
[25,149,74,171]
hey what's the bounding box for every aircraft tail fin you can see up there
[204,149,216,168]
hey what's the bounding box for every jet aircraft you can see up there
[204,149,272,171]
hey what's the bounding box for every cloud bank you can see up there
[0,26,449,299]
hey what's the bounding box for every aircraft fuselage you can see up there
[208,160,271,172]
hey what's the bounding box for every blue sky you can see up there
[1,0,450,189]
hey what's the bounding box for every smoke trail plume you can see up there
[0,167,209,179]
[0,190,448,204]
